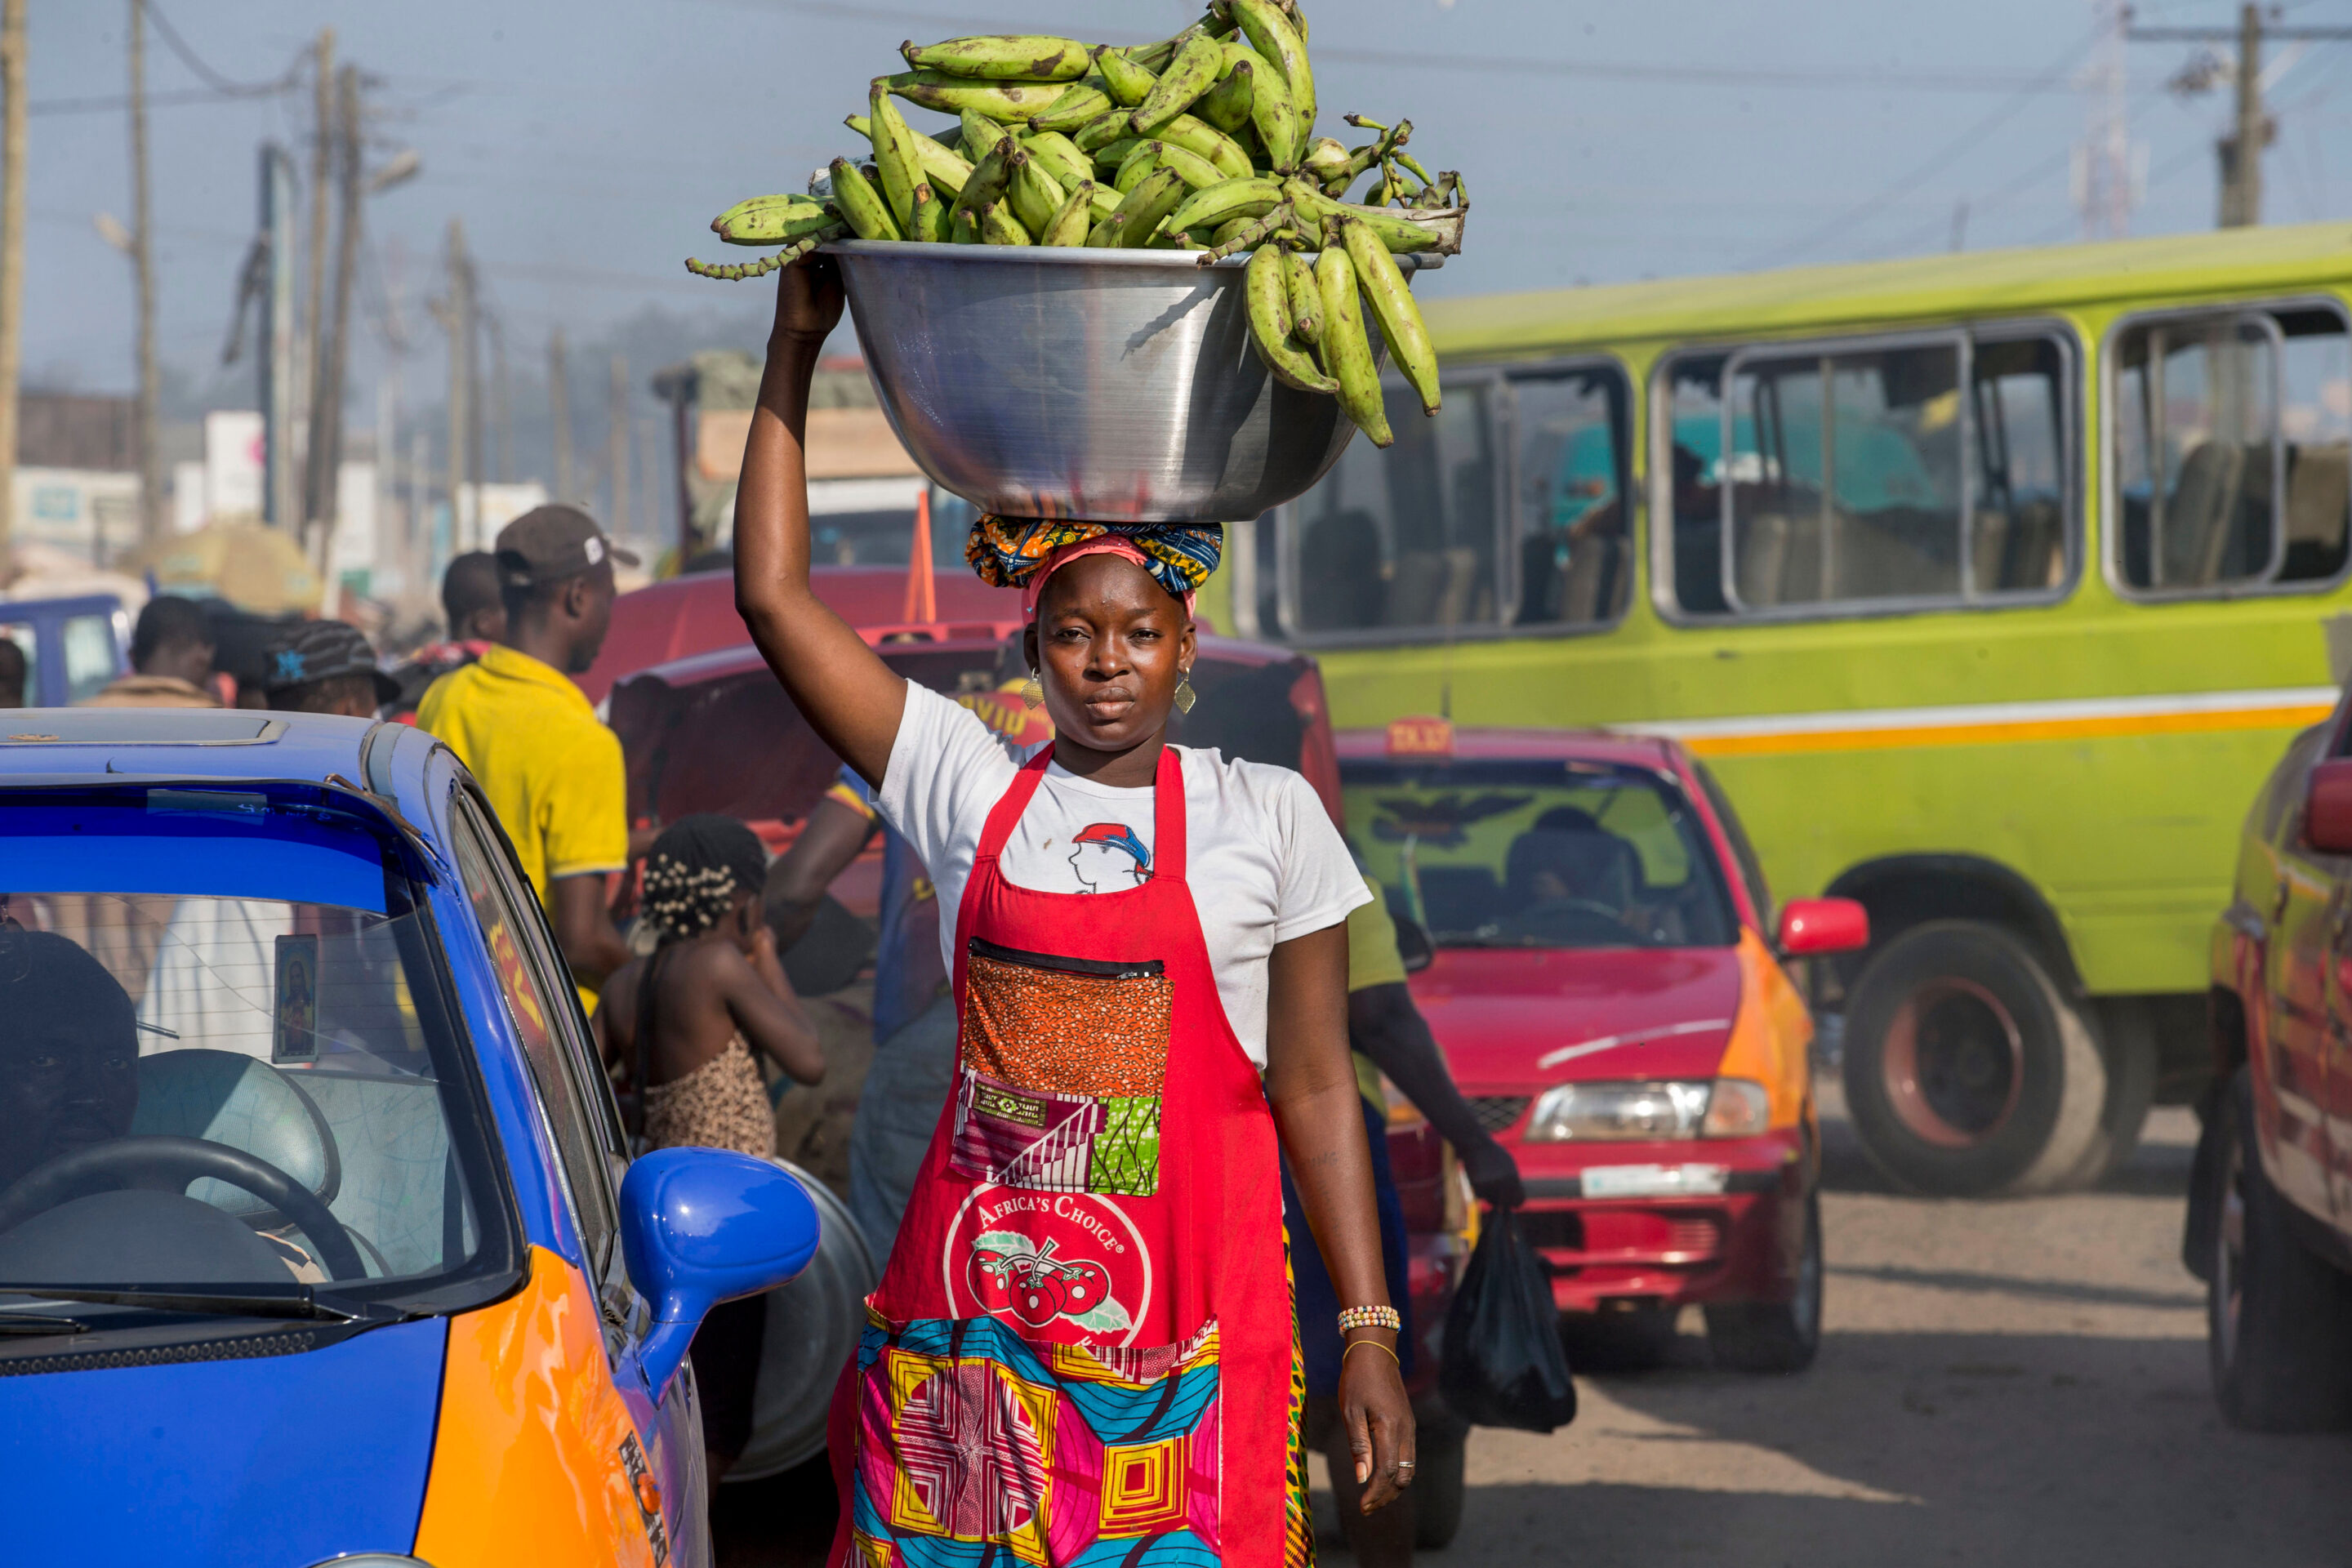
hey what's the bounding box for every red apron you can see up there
[826,746,1311,1568]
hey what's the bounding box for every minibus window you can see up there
[1508,365,1633,630]
[2111,305,2350,596]
[1287,379,1500,636]
[1971,337,2071,593]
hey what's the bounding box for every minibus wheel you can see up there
[1841,921,2106,1196]
[2207,1067,2352,1430]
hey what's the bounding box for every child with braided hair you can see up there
[593,813,826,1479]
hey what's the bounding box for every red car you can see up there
[2193,702,2352,1430]
[1338,722,1868,1370]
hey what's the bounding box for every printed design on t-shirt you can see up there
[954,951,1169,1196]
[1067,822,1151,891]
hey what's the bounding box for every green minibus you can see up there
[1199,221,2352,1196]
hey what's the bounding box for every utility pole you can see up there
[549,328,572,503]
[442,219,474,548]
[261,145,297,532]
[299,27,332,511]
[308,64,362,559]
[2076,0,2137,241]
[2131,5,2352,229]
[127,0,163,546]
[607,354,629,536]
[0,0,26,579]
[488,314,511,483]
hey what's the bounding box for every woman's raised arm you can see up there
[733,260,909,786]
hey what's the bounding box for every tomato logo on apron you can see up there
[942,1184,1157,1346]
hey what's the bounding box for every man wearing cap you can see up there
[259,620,402,716]
[416,505,637,1004]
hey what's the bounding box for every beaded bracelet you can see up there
[1337,1304,1402,1334]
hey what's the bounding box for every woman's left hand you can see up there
[1338,1332,1417,1512]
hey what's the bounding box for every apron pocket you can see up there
[850,1312,1223,1565]
[953,941,1172,1196]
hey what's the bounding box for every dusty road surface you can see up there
[1307,1094,2352,1568]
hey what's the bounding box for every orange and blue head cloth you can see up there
[964,514,1223,619]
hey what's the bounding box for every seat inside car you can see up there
[131,1048,340,1219]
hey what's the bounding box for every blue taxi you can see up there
[0,706,821,1567]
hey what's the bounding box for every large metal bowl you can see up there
[826,240,1434,524]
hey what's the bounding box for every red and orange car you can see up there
[1339,722,1866,1370]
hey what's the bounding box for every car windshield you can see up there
[1342,758,1740,950]
[0,789,506,1331]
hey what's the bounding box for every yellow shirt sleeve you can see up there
[541,722,630,883]
[1345,875,1410,995]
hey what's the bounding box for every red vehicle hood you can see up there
[1408,945,1744,1093]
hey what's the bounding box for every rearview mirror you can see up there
[1776,898,1870,957]
[620,1147,822,1398]
[2307,759,2352,855]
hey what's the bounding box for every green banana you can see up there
[1148,142,1227,190]
[880,71,1063,122]
[1282,244,1321,344]
[1092,137,1147,173]
[981,202,1034,245]
[1246,244,1335,392]
[710,194,834,246]
[1285,179,1443,252]
[1165,176,1285,234]
[1010,155,1067,237]
[1020,131,1093,194]
[1113,143,1163,195]
[951,206,982,243]
[1097,166,1187,248]
[1094,46,1159,108]
[1131,34,1223,136]
[868,84,924,229]
[1072,109,1132,153]
[1340,216,1437,416]
[1195,60,1254,136]
[1030,81,1111,132]
[900,35,1093,81]
[1154,114,1254,180]
[1042,180,1098,246]
[828,158,902,241]
[684,221,845,280]
[952,136,1019,220]
[960,109,1005,162]
[1243,56,1298,172]
[846,115,973,196]
[1202,203,1290,261]
[1300,136,1350,185]
[909,181,951,243]
[1316,244,1391,447]
[1228,0,1314,161]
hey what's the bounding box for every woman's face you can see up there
[1025,554,1195,756]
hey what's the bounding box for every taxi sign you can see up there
[1386,715,1454,757]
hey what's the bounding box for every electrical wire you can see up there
[136,0,298,98]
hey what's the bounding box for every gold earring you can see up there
[1022,668,1044,709]
[1174,671,1196,715]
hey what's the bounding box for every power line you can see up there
[1741,25,2101,271]
[136,0,296,97]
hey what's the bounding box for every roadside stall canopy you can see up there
[123,522,319,617]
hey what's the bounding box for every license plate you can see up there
[1579,1163,1730,1198]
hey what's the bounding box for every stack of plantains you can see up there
[684,0,1464,447]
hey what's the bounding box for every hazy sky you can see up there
[18,0,2352,417]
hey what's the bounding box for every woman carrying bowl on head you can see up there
[735,260,1414,1568]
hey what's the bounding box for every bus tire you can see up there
[1841,921,2106,1196]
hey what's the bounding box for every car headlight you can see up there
[1524,1079,1773,1142]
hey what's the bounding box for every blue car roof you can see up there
[0,707,378,786]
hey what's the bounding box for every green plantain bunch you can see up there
[683,0,1468,445]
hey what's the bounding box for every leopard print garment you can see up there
[643,1036,775,1158]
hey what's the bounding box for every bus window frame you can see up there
[1649,318,2083,627]
[2099,294,2348,605]
[1497,357,1637,635]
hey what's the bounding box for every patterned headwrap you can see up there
[965,515,1223,617]
[640,813,769,942]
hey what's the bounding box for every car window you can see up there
[0,787,510,1325]
[1693,760,1774,924]
[61,612,120,704]
[447,793,621,1274]
[1340,758,1740,950]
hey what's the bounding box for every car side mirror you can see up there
[620,1147,822,1398]
[1394,915,1435,973]
[2307,759,2352,855]
[1776,897,1870,957]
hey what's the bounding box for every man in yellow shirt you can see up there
[418,506,637,1004]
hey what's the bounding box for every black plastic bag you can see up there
[1440,1211,1578,1432]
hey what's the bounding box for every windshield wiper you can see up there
[0,1285,405,1325]
[0,1312,90,1337]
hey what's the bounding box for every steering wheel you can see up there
[1498,898,1638,946]
[0,1134,368,1283]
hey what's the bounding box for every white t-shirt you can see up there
[878,681,1369,1068]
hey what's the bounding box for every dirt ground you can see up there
[714,1094,2352,1568]
[1303,1093,2352,1568]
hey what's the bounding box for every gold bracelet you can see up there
[1337,1304,1402,1334]
[1342,1338,1401,1368]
